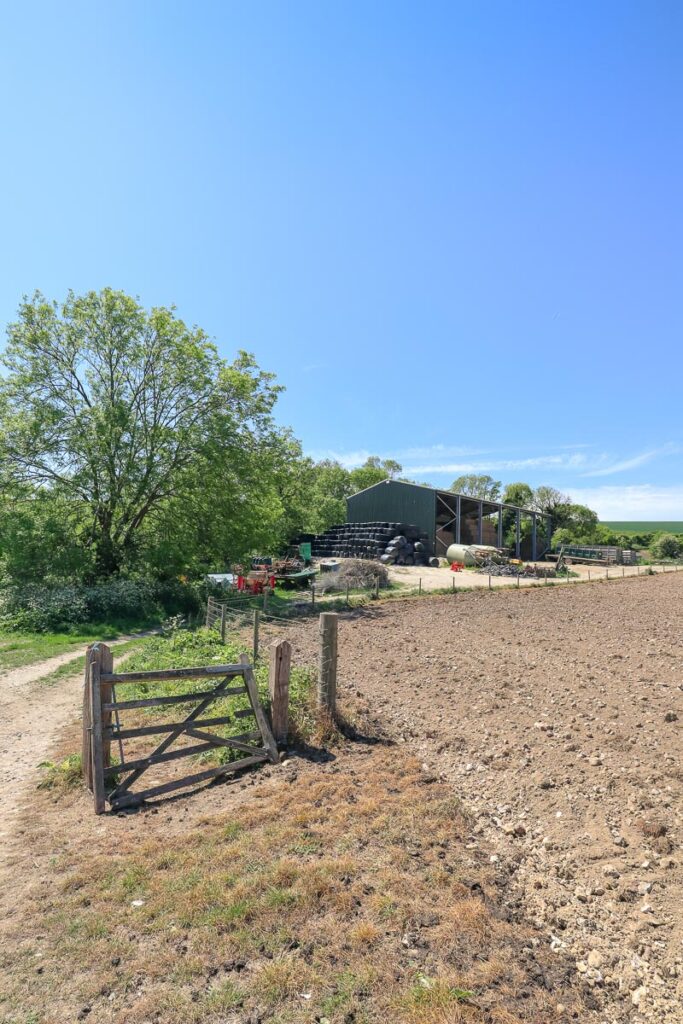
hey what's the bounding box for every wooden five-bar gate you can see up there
[82,642,282,815]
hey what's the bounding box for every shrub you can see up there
[0,577,204,632]
[650,533,682,560]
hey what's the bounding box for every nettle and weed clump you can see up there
[0,578,204,633]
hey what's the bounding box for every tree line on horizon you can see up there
[0,289,677,603]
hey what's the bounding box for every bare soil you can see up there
[278,572,683,1023]
[1,576,681,1023]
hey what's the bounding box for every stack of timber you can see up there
[311,521,435,566]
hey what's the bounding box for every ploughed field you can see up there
[284,573,683,1023]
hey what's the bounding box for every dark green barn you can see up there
[346,479,552,560]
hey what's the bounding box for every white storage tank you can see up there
[446,543,499,566]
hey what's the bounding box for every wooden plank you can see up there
[233,707,255,719]
[185,726,266,756]
[101,664,245,684]
[108,754,268,810]
[268,639,291,745]
[99,645,114,773]
[107,714,237,741]
[103,740,220,777]
[108,672,240,797]
[89,651,106,814]
[240,654,279,764]
[81,646,94,790]
[102,685,246,712]
[105,731,261,777]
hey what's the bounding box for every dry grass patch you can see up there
[0,744,586,1024]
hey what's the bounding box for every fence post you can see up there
[318,612,338,715]
[205,596,212,628]
[311,584,315,607]
[82,642,112,815]
[253,608,260,663]
[268,639,291,745]
[220,604,226,643]
[488,571,492,590]
[419,577,422,595]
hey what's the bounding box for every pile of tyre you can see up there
[310,521,437,566]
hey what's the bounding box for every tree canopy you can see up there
[449,474,501,501]
[0,289,287,577]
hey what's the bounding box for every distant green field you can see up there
[602,521,683,534]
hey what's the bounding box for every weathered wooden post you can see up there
[220,604,226,643]
[419,577,422,595]
[205,596,212,628]
[82,642,112,815]
[268,639,291,745]
[318,612,338,714]
[311,584,315,607]
[253,608,260,662]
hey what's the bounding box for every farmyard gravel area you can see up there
[269,573,683,1023]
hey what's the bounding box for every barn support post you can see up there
[515,510,521,558]
[497,507,503,547]
[477,501,483,544]
[532,515,537,562]
[456,495,462,543]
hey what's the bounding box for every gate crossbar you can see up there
[83,644,278,814]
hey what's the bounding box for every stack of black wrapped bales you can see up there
[310,522,437,567]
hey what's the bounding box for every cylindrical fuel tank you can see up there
[446,543,499,566]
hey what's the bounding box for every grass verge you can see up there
[1,743,586,1024]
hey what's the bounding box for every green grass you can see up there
[35,636,154,687]
[602,521,683,534]
[112,627,316,761]
[0,620,159,673]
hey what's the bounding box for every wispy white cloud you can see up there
[305,442,680,484]
[581,444,680,477]
[307,448,374,469]
[570,485,683,520]
[403,453,588,475]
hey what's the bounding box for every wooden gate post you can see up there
[82,643,112,814]
[269,639,291,745]
[220,603,226,642]
[318,612,338,715]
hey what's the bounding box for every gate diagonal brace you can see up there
[107,671,239,800]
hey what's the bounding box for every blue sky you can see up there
[0,1,681,518]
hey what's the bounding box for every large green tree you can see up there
[450,474,501,501]
[0,289,285,577]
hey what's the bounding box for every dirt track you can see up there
[283,573,683,1023]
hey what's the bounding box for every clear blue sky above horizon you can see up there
[1,1,681,519]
